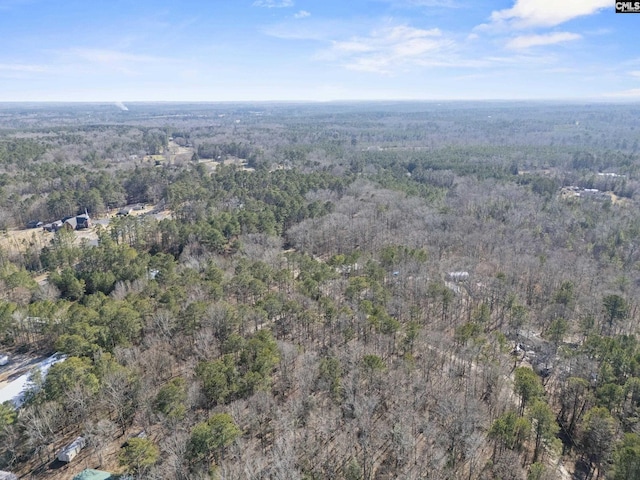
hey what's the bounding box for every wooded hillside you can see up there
[0,102,639,479]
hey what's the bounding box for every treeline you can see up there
[196,142,256,162]
[6,167,172,228]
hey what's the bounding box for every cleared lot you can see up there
[0,353,65,407]
[0,204,171,252]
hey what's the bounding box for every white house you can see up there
[57,436,86,463]
[448,271,469,282]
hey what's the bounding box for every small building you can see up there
[448,271,469,282]
[0,354,8,366]
[73,469,112,480]
[62,217,78,230]
[117,207,132,216]
[598,172,624,178]
[57,436,86,463]
[61,214,91,231]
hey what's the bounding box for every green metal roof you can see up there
[72,469,112,480]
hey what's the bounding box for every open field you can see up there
[0,204,170,256]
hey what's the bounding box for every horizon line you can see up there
[0,97,639,105]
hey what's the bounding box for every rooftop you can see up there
[72,469,112,480]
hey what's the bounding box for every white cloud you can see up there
[0,62,47,79]
[506,32,581,49]
[54,48,177,76]
[378,0,460,7]
[604,88,640,98]
[481,54,557,67]
[69,48,168,65]
[489,0,610,29]
[294,10,310,19]
[630,71,640,78]
[400,0,458,5]
[320,25,455,73]
[253,0,294,7]
[263,18,376,41]
[0,63,46,72]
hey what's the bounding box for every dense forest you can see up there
[1,102,640,479]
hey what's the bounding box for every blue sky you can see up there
[0,0,638,101]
